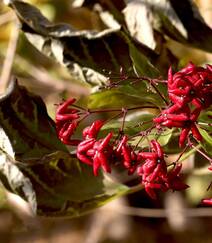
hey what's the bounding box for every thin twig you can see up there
[0,18,19,93]
[0,11,15,26]
[109,205,212,218]
[190,144,212,163]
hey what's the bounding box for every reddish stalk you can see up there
[189,142,212,163]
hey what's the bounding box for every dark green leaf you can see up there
[154,0,212,52]
[127,37,159,77]
[20,151,130,217]
[0,79,66,161]
[0,80,130,217]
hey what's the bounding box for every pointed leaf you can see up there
[88,82,164,109]
[199,128,212,156]
[0,79,66,161]
[20,151,130,217]
[7,0,160,85]
[0,147,37,214]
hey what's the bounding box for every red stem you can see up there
[190,143,212,163]
[89,105,160,114]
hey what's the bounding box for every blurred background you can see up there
[0,0,212,242]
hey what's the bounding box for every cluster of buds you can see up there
[137,141,188,199]
[55,98,81,145]
[154,63,212,147]
[77,120,113,176]
[76,120,188,198]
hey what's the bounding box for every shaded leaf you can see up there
[123,0,212,52]
[20,151,130,217]
[85,0,212,53]
[0,147,37,214]
[123,0,156,49]
[0,79,66,161]
[72,0,126,11]
[72,0,126,26]
[152,0,212,52]
[8,0,160,85]
[0,80,131,217]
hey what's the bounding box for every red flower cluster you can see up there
[154,63,212,147]
[77,120,113,176]
[137,140,188,199]
[76,121,188,198]
[55,98,81,145]
[55,99,189,199]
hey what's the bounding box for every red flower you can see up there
[116,135,142,174]
[82,120,104,139]
[166,163,189,191]
[202,199,212,206]
[154,63,212,147]
[168,62,212,110]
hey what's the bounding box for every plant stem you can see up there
[190,144,212,162]
[128,184,144,194]
[89,105,159,114]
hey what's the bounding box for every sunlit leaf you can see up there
[199,128,212,156]
[129,128,173,149]
[88,82,165,109]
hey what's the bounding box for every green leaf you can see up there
[88,89,146,109]
[88,83,164,109]
[100,113,155,136]
[200,128,212,147]
[199,128,212,156]
[0,79,66,161]
[199,110,212,132]
[125,34,159,77]
[129,128,173,149]
[20,151,130,218]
